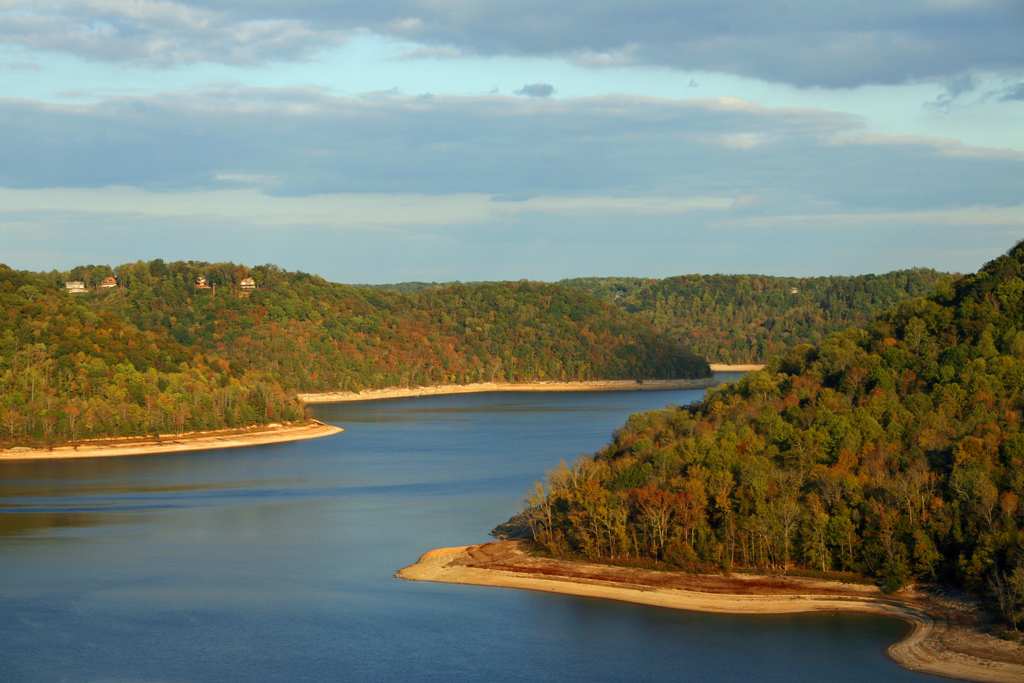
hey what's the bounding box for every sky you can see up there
[1,1,1022,283]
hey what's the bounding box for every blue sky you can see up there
[1,1,1022,282]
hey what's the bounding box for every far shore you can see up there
[0,419,343,462]
[298,377,719,404]
[398,541,1024,683]
[708,363,766,372]
[0,371,746,460]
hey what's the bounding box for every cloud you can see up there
[398,45,463,60]
[213,172,280,186]
[945,73,980,98]
[0,186,738,229]
[1,87,1019,282]
[0,0,347,66]
[726,204,1024,229]
[0,88,1020,219]
[709,133,771,150]
[826,131,1024,160]
[926,73,980,110]
[996,82,1024,101]
[514,83,555,98]
[2,2,1022,86]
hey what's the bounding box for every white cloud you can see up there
[726,204,1024,229]
[389,16,424,32]
[0,89,1019,223]
[571,44,640,68]
[398,44,463,60]
[0,0,348,66]
[826,131,1024,160]
[0,186,741,229]
[213,172,280,185]
[709,133,771,150]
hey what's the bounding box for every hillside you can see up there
[0,261,707,448]
[518,243,1024,627]
[563,270,956,363]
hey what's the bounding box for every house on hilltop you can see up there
[99,276,118,289]
[64,281,87,294]
[240,277,256,291]
[195,276,211,290]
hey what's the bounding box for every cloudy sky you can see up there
[2,1,1022,282]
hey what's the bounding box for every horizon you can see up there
[2,255,968,287]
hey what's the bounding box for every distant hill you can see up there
[562,270,957,363]
[0,261,707,447]
[519,243,1024,626]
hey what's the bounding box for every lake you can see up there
[0,375,941,682]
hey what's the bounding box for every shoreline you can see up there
[0,371,742,459]
[708,363,766,372]
[397,541,1024,683]
[298,377,718,404]
[0,419,343,462]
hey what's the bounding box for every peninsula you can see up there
[0,420,341,462]
[398,242,1024,681]
[399,541,1024,683]
[0,262,709,452]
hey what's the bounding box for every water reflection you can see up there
[0,510,110,537]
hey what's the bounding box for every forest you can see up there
[516,243,1024,628]
[563,270,955,363]
[0,261,707,447]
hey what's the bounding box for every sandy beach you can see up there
[398,541,1024,683]
[0,420,343,462]
[297,378,718,404]
[708,363,766,372]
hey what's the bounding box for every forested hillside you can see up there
[519,244,1024,626]
[563,270,956,363]
[0,261,707,448]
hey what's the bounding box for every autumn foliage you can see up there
[0,260,708,447]
[520,243,1024,626]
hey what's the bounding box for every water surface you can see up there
[0,377,941,681]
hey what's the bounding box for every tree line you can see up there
[517,244,1024,628]
[562,270,956,363]
[0,260,708,448]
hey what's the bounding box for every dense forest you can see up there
[516,244,1024,627]
[0,261,707,448]
[563,270,956,363]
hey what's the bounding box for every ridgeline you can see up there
[0,261,707,448]
[562,269,956,364]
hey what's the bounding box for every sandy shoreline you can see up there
[0,373,735,458]
[0,420,343,462]
[708,363,766,372]
[398,541,1024,683]
[297,378,717,404]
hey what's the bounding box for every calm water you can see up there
[0,376,941,682]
